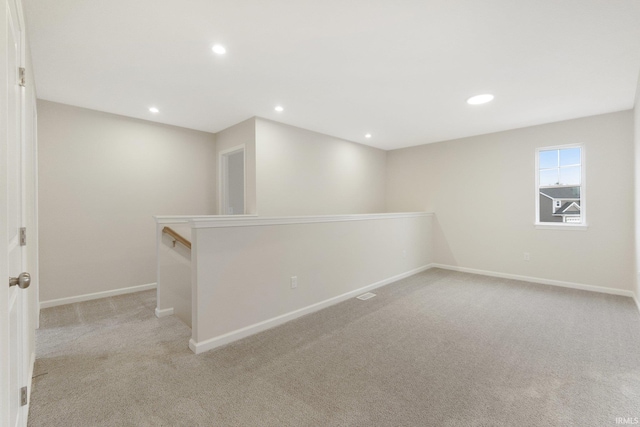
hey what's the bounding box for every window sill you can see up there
[535,223,588,231]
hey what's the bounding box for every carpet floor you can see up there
[29,268,640,426]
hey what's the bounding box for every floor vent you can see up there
[356,292,376,301]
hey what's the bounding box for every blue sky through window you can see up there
[539,148,581,186]
[539,150,558,169]
[560,148,580,166]
[559,166,580,185]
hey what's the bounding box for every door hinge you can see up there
[19,227,26,246]
[19,67,26,87]
[20,386,27,406]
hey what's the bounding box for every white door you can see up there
[2,0,29,425]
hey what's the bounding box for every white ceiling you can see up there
[23,0,640,150]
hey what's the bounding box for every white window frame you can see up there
[535,143,587,230]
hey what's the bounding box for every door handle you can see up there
[9,272,30,289]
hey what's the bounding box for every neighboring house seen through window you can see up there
[536,145,584,226]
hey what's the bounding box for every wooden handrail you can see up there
[162,226,191,249]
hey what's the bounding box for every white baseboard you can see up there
[40,283,157,309]
[189,264,432,354]
[634,295,640,315]
[155,307,174,318]
[430,264,636,298]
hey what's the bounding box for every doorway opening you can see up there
[219,146,245,215]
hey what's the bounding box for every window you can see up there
[536,145,585,227]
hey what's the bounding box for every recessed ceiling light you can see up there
[274,105,284,112]
[467,94,494,105]
[212,44,226,55]
[149,107,159,113]
[365,133,372,138]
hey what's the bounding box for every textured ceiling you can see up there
[24,0,640,150]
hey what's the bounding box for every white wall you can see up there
[216,118,256,214]
[634,75,640,301]
[387,111,635,293]
[38,101,216,303]
[255,118,387,215]
[189,213,433,353]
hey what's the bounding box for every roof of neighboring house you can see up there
[558,201,580,213]
[539,187,580,199]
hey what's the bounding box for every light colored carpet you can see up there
[29,268,640,426]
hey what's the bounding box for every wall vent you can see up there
[356,292,376,301]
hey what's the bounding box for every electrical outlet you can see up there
[290,276,298,289]
[523,252,530,261]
